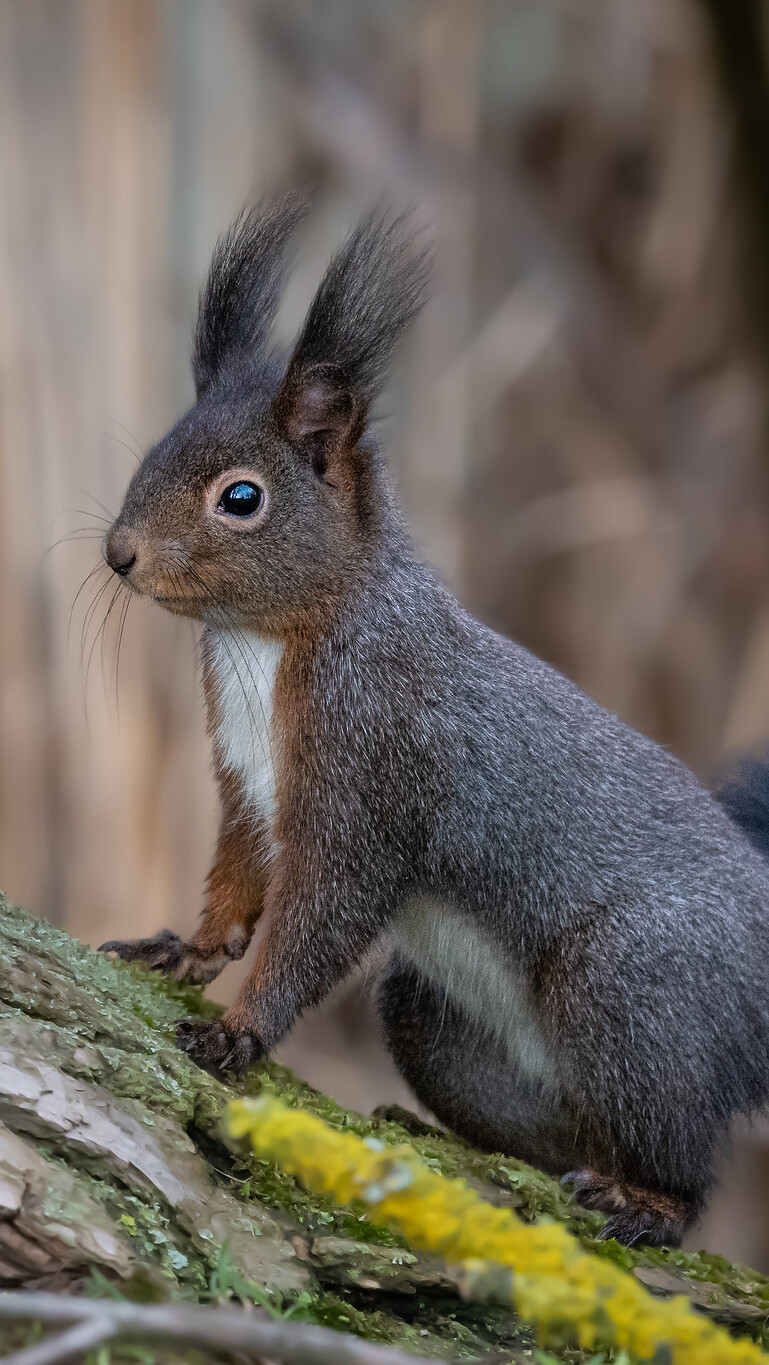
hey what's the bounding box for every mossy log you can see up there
[1,894,769,1363]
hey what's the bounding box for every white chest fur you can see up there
[390,899,558,1091]
[208,630,284,826]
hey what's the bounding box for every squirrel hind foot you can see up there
[370,1104,443,1139]
[176,1016,264,1076]
[563,1168,694,1247]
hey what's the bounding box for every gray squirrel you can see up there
[101,192,769,1247]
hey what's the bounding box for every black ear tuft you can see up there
[193,189,309,396]
[274,210,431,449]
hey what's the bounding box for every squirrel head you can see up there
[103,192,430,636]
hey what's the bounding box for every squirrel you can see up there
[100,191,769,1248]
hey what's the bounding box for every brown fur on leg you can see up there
[189,774,269,963]
[102,772,268,986]
[563,1168,695,1247]
[100,925,249,985]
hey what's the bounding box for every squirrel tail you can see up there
[713,752,769,861]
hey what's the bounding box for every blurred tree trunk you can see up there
[699,0,769,373]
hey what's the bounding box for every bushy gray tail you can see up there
[713,753,769,861]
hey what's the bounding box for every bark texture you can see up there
[1,893,769,1362]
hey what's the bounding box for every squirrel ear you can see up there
[273,210,430,457]
[193,189,309,397]
[274,362,361,450]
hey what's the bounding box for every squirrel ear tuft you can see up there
[273,210,431,452]
[193,189,309,397]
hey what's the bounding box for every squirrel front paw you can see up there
[99,928,239,985]
[176,1016,264,1075]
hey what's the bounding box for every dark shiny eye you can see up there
[217,481,264,518]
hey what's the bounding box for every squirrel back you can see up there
[713,752,769,860]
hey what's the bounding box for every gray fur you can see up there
[305,504,769,1213]
[193,190,308,396]
[282,210,431,405]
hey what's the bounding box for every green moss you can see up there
[242,1059,602,1234]
[102,1193,207,1292]
[4,892,769,1362]
[307,1292,460,1357]
[244,1053,769,1333]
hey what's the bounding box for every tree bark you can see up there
[1,893,769,1362]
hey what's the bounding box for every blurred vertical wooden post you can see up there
[1,0,768,934]
[404,0,482,593]
[697,0,769,377]
[0,1,214,942]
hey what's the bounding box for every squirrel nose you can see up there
[104,526,138,577]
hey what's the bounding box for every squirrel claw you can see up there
[175,1016,264,1076]
[560,1167,690,1247]
[100,928,188,973]
[100,929,232,985]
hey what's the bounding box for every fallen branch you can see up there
[0,1293,447,1365]
[3,1316,115,1365]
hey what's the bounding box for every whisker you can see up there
[44,531,105,563]
[101,579,126,680]
[104,415,143,462]
[53,506,111,532]
[69,563,108,645]
[71,567,112,737]
[76,489,117,523]
[69,507,113,526]
[80,574,115,673]
[103,431,142,468]
[87,581,122,700]
[113,589,132,719]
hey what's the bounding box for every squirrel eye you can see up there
[217,481,264,518]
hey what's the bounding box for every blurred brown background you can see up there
[3,0,769,1265]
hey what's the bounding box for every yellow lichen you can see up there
[227,1096,767,1365]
